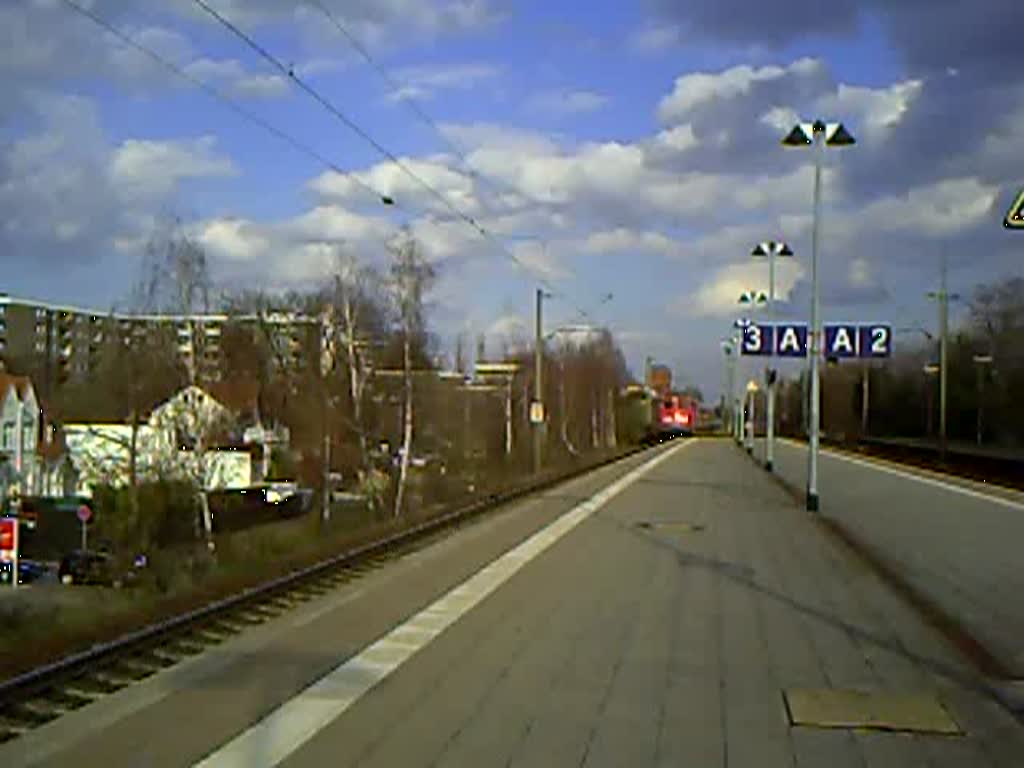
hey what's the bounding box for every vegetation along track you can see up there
[0,443,659,744]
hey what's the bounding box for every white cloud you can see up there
[309,157,482,215]
[658,59,824,124]
[183,58,289,99]
[683,259,805,317]
[438,122,562,154]
[509,241,572,281]
[109,136,236,199]
[196,218,271,261]
[580,228,679,256]
[527,89,609,115]
[386,63,499,102]
[655,124,698,152]
[851,177,999,238]
[487,313,528,339]
[759,106,801,133]
[816,79,924,137]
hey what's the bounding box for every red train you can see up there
[655,394,697,438]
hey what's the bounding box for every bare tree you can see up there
[388,230,436,517]
[328,249,386,472]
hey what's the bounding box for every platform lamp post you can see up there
[781,118,856,512]
[733,317,753,444]
[751,241,793,471]
[738,294,766,452]
[721,338,737,437]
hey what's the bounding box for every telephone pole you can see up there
[533,288,549,474]
[928,252,959,461]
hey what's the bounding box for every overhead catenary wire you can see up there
[300,0,536,211]
[61,0,613,339]
[57,0,395,212]
[188,0,589,308]
[300,0,615,328]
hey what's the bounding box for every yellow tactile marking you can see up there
[784,688,963,735]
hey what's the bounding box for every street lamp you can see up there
[752,240,793,470]
[720,338,736,437]
[738,290,769,307]
[781,118,856,512]
[745,379,760,454]
[733,318,752,443]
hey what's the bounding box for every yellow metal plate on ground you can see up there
[784,689,963,735]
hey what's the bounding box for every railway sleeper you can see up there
[12,698,70,721]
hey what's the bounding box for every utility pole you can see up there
[928,253,959,461]
[533,288,546,474]
[861,362,870,438]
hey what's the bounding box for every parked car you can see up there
[17,559,52,585]
[58,549,146,588]
[58,549,115,586]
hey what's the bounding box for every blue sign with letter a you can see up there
[859,324,892,358]
[824,323,859,358]
[741,324,774,356]
[774,323,808,357]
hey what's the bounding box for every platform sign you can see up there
[0,517,18,589]
[529,401,545,424]
[775,323,809,357]
[824,323,860,358]
[741,323,774,356]
[859,324,893,358]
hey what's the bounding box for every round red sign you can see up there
[77,505,92,524]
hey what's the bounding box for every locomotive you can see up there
[616,385,697,445]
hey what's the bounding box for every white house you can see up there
[63,385,253,498]
[0,373,72,500]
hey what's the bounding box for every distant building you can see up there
[0,294,324,394]
[62,383,260,498]
[647,364,672,397]
[0,372,72,499]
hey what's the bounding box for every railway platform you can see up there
[1,439,1022,767]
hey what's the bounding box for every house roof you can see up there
[0,373,33,402]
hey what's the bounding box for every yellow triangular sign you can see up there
[1005,188,1024,229]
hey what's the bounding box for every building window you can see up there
[2,422,12,450]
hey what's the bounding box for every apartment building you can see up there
[0,294,325,392]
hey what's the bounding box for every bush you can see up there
[91,479,200,559]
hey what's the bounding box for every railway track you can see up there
[0,444,655,745]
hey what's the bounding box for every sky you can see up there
[2,0,1022,400]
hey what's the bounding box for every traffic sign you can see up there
[741,324,774,355]
[1004,188,1024,229]
[77,504,92,524]
[859,324,893,358]
[775,323,809,357]
[824,323,859,358]
[0,518,16,558]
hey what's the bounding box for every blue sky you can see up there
[2,0,1022,399]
